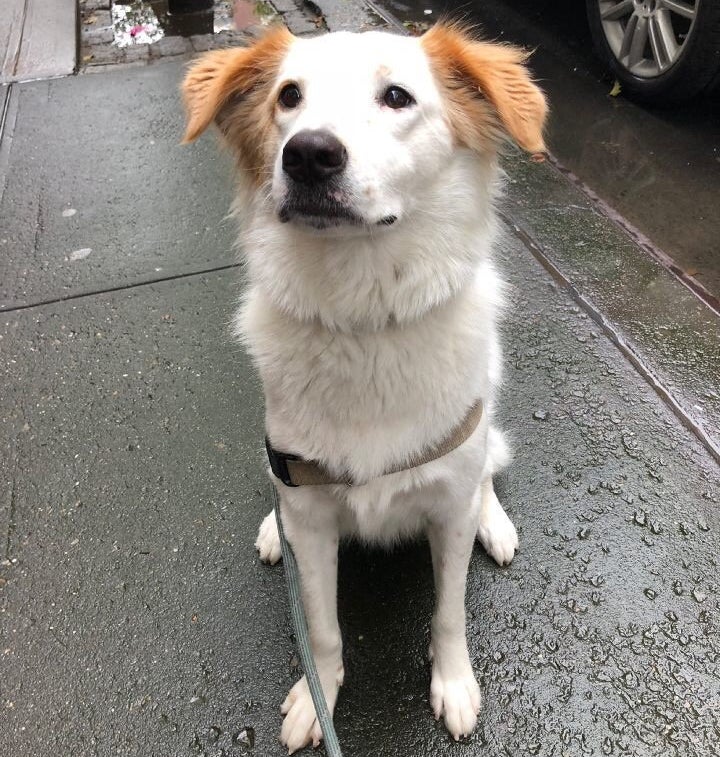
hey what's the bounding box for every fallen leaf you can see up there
[609,80,622,97]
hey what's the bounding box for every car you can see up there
[586,0,720,102]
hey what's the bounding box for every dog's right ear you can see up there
[181,27,293,144]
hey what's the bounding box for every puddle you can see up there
[111,0,278,47]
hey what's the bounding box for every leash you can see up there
[271,485,345,756]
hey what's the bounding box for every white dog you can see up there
[183,23,546,753]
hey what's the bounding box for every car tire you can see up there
[586,0,720,103]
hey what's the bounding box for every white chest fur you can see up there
[239,261,500,483]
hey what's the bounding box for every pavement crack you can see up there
[31,188,43,259]
[4,471,17,562]
[49,626,68,649]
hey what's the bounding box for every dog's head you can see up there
[182,24,547,233]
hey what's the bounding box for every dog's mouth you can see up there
[279,198,364,230]
[278,188,397,231]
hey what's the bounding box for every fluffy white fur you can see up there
[208,29,526,753]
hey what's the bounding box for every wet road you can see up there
[376,0,720,304]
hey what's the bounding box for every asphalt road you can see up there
[377,0,720,304]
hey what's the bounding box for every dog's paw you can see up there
[477,489,518,566]
[280,668,343,755]
[430,660,481,740]
[255,511,282,565]
[280,677,323,754]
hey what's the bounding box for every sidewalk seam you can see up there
[0,262,241,313]
[544,153,720,319]
[11,0,32,78]
[0,83,15,208]
[500,210,720,466]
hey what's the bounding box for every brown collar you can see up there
[266,399,484,487]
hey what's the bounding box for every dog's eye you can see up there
[279,83,302,109]
[383,86,414,109]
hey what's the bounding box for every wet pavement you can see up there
[0,66,235,309]
[1,5,720,757]
[501,151,720,464]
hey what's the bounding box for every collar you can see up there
[266,399,483,487]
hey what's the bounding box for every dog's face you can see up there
[270,32,454,230]
[182,25,546,233]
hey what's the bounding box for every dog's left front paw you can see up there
[430,657,481,740]
[477,486,518,567]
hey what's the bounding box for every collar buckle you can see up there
[265,437,300,487]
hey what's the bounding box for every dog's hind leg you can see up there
[476,476,518,566]
[255,510,282,565]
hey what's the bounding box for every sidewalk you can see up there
[0,0,76,83]
[1,5,719,757]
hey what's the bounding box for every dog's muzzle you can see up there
[279,130,397,229]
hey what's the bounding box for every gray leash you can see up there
[271,485,344,756]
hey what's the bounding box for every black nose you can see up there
[282,129,347,184]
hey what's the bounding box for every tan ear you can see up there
[421,23,547,154]
[181,26,293,144]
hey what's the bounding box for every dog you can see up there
[182,22,547,753]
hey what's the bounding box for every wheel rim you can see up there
[597,0,699,78]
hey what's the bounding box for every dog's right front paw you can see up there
[255,511,282,564]
[280,677,323,754]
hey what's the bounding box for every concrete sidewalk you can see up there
[0,0,76,83]
[1,7,719,757]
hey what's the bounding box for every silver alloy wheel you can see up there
[597,0,698,77]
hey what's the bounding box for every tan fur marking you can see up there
[181,26,293,183]
[421,23,548,154]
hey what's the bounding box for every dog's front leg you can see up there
[277,485,344,754]
[427,510,481,740]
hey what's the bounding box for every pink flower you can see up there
[130,24,145,37]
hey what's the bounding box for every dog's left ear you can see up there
[181,26,293,143]
[421,23,548,154]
